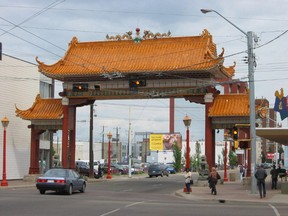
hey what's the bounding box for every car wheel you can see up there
[149,175,152,178]
[80,183,86,193]
[66,184,73,195]
[39,189,45,194]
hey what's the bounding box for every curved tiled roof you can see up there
[15,94,63,120]
[36,29,235,81]
[209,93,249,117]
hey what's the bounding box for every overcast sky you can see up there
[1,0,288,143]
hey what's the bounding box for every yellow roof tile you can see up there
[15,95,63,120]
[36,29,235,81]
[209,93,249,117]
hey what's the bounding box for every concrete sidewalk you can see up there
[176,178,288,204]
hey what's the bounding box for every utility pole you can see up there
[101,126,105,159]
[128,107,132,178]
[89,104,94,178]
[201,8,257,194]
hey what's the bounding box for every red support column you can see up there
[246,130,251,177]
[62,102,69,168]
[204,93,214,170]
[1,127,8,186]
[69,106,76,169]
[29,126,36,174]
[185,127,190,169]
[29,126,40,174]
[223,139,228,182]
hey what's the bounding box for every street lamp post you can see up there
[183,115,192,169]
[201,9,257,193]
[223,133,228,182]
[1,117,9,187]
[106,131,112,179]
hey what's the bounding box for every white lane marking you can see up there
[125,201,145,208]
[268,204,280,216]
[99,208,120,216]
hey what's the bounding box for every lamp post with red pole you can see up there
[223,133,228,182]
[106,131,112,179]
[183,115,192,170]
[1,117,9,187]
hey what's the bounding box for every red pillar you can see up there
[62,103,69,168]
[204,93,214,170]
[185,127,190,169]
[29,126,40,174]
[223,140,228,181]
[1,127,8,186]
[69,106,76,169]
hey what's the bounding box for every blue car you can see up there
[166,165,176,174]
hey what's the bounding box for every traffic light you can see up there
[232,127,238,140]
[72,83,88,92]
[129,79,146,88]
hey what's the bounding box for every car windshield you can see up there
[44,169,67,177]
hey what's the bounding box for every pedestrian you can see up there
[270,165,278,189]
[208,167,221,195]
[239,164,245,181]
[184,168,192,194]
[254,164,268,198]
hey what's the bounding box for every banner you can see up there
[274,88,288,120]
[149,133,182,151]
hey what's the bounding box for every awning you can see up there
[256,128,288,145]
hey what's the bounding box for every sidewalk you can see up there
[175,177,288,204]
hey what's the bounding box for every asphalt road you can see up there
[0,174,287,216]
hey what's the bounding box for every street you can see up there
[0,174,287,216]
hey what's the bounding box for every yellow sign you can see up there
[149,133,182,151]
[150,134,163,151]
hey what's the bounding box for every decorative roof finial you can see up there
[133,27,142,43]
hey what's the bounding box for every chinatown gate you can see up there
[16,29,258,176]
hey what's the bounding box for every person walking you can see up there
[184,168,192,194]
[239,164,245,181]
[254,165,268,198]
[270,165,278,189]
[208,167,221,195]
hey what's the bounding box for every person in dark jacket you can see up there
[254,165,268,198]
[270,165,278,189]
[208,167,221,195]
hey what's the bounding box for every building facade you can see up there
[0,54,51,179]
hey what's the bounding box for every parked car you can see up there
[36,168,86,195]
[148,164,169,178]
[132,163,144,174]
[166,164,176,174]
[76,163,100,179]
[114,164,129,175]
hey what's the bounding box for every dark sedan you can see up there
[76,163,100,178]
[36,168,86,195]
[148,164,169,178]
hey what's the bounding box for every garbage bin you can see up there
[229,173,236,181]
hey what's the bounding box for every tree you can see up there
[190,141,201,171]
[228,150,238,168]
[172,143,182,172]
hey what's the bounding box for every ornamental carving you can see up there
[106,28,171,42]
